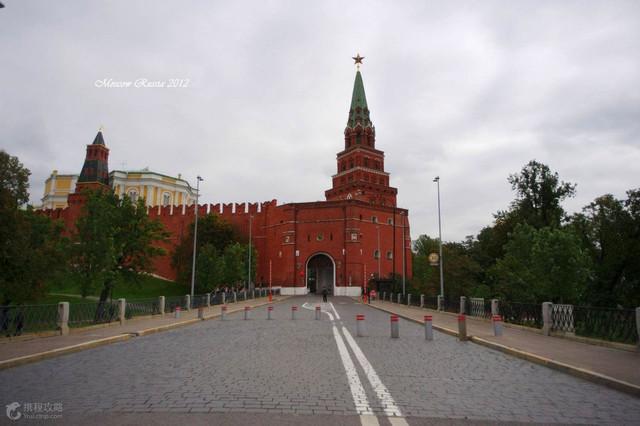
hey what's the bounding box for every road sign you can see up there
[428,253,439,266]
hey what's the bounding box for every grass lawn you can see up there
[41,274,187,303]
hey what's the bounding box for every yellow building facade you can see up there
[40,167,197,209]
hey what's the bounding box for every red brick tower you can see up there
[325,65,398,207]
[67,129,111,211]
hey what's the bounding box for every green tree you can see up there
[411,235,482,299]
[0,151,67,304]
[569,190,640,307]
[508,160,576,229]
[172,213,237,286]
[491,224,591,303]
[195,244,225,292]
[71,190,169,302]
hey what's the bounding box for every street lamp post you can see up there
[190,176,204,306]
[433,176,444,300]
[400,211,406,297]
[376,225,381,277]
[247,215,253,292]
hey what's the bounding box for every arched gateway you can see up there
[306,253,335,294]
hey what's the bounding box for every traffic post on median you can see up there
[356,314,366,337]
[267,305,273,320]
[458,314,467,341]
[315,305,321,320]
[492,315,503,336]
[291,305,298,320]
[390,314,400,338]
[424,315,433,341]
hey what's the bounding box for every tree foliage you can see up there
[568,190,640,307]
[508,160,576,229]
[0,151,67,304]
[71,190,169,301]
[490,224,591,304]
[172,214,256,291]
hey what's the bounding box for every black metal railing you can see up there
[409,293,422,307]
[574,306,637,344]
[0,304,59,336]
[164,296,185,313]
[443,297,459,314]
[69,301,120,327]
[126,298,160,318]
[551,304,575,333]
[191,294,209,309]
[501,301,542,328]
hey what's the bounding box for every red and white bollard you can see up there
[390,314,399,338]
[267,305,273,320]
[492,315,503,336]
[356,314,366,337]
[175,306,181,319]
[315,305,321,320]
[424,315,433,341]
[458,314,467,341]
[244,305,251,320]
[291,305,298,320]
[221,305,227,320]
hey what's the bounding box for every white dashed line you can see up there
[329,301,409,426]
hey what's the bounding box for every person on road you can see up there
[322,288,328,303]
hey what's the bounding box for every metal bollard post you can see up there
[175,306,181,319]
[221,305,227,320]
[491,299,499,316]
[407,294,412,307]
[118,298,126,325]
[390,314,400,338]
[457,314,467,341]
[184,295,191,311]
[542,302,552,336]
[222,292,226,305]
[233,292,237,303]
[382,292,386,302]
[420,294,425,308]
[315,305,321,320]
[356,314,366,337]
[158,296,165,316]
[267,305,273,320]
[244,306,251,320]
[424,315,433,341]
[57,302,69,336]
[291,305,298,320]
[198,307,205,320]
[492,315,503,336]
[460,296,466,314]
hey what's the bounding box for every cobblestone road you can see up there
[1,296,639,425]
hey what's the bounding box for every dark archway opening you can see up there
[307,254,334,294]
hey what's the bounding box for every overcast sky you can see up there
[1,1,639,241]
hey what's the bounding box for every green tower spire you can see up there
[347,70,372,128]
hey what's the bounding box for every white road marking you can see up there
[360,414,381,426]
[329,302,341,320]
[332,324,375,416]
[328,302,409,425]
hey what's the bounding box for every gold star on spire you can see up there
[352,53,364,70]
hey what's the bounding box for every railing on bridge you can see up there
[0,304,59,336]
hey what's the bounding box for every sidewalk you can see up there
[0,296,288,368]
[368,299,640,396]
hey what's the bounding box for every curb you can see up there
[366,302,640,398]
[0,334,132,371]
[470,336,640,398]
[133,298,283,337]
[0,297,288,370]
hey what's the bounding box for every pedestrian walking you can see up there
[322,288,328,303]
